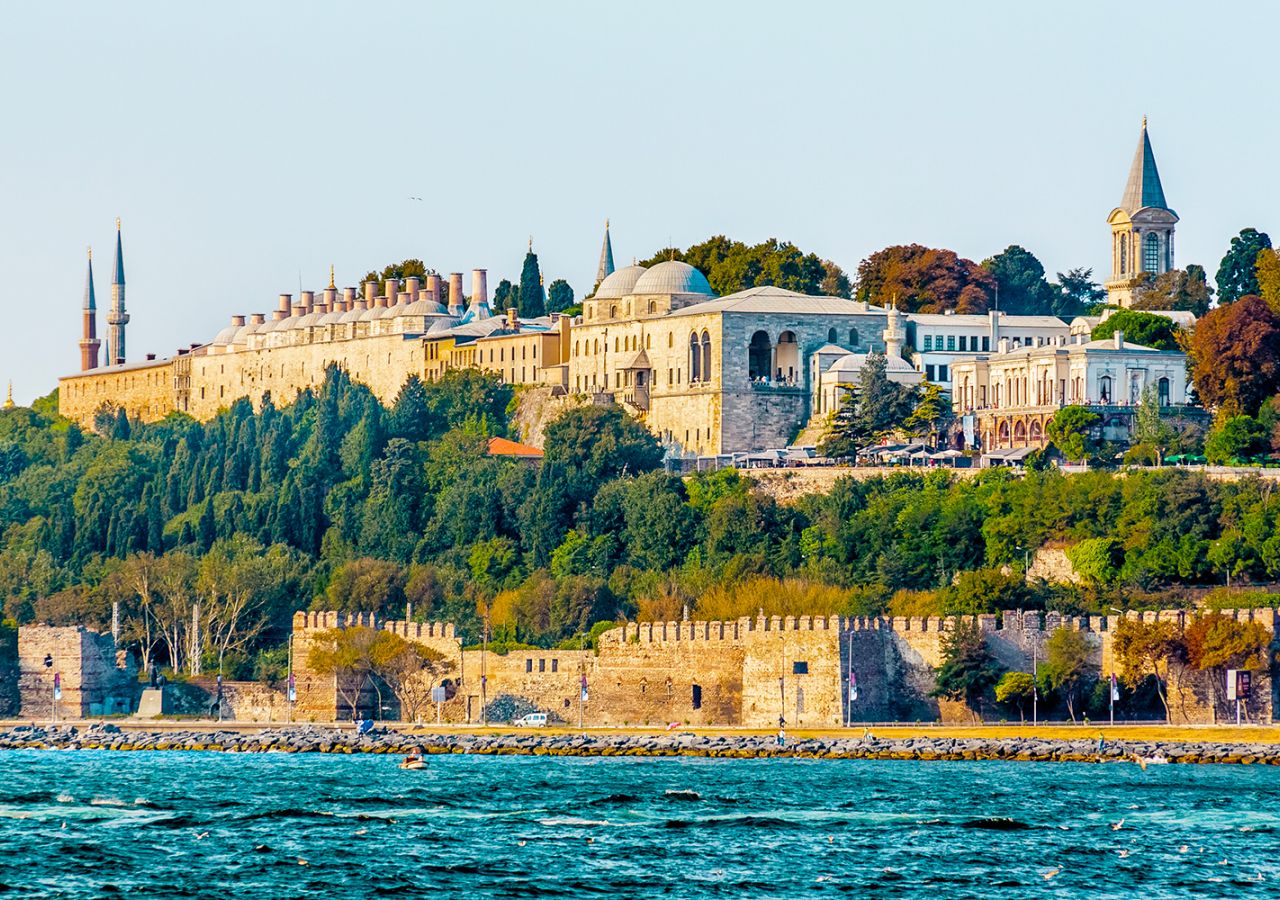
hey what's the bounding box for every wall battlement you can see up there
[290,610,454,639]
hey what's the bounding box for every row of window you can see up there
[923,364,950,383]
[921,334,991,352]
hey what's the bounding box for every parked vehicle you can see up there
[512,713,548,727]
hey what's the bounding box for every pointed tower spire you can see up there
[595,219,615,286]
[79,246,102,371]
[107,217,130,365]
[1119,117,1168,213]
[3,382,13,410]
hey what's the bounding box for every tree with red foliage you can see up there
[1188,295,1280,415]
[854,244,996,313]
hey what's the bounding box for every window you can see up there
[945,335,956,351]
[1100,375,1112,403]
[923,335,933,351]
[982,336,990,352]
[525,659,533,673]
[689,332,701,382]
[610,305,617,319]
[959,336,968,351]
[748,331,772,380]
[1144,232,1160,273]
[538,659,545,672]
[828,327,838,343]
[849,329,859,346]
[691,684,702,710]
[938,364,949,382]
[1158,377,1170,406]
[925,364,936,381]
[1120,237,1128,274]
[700,331,711,383]
[551,659,558,673]
[648,300,656,314]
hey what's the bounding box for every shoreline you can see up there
[3,724,1280,765]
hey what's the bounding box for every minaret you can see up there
[79,246,101,371]
[595,219,615,286]
[107,218,130,365]
[1104,118,1178,307]
[883,296,905,359]
[2,382,13,410]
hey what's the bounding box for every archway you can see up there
[998,420,1010,447]
[776,331,799,382]
[1029,420,1042,443]
[1013,420,1027,443]
[1099,375,1112,403]
[827,327,838,344]
[748,331,772,381]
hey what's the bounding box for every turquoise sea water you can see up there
[1,751,1279,898]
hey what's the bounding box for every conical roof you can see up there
[83,253,96,311]
[596,220,615,285]
[1119,119,1168,213]
[112,220,125,286]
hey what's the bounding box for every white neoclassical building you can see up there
[950,330,1191,451]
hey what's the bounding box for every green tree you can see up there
[818,352,918,456]
[1204,415,1268,464]
[1113,617,1182,721]
[519,249,546,317]
[1129,385,1176,465]
[1045,406,1100,462]
[1090,309,1182,350]
[359,259,428,289]
[854,244,996,313]
[1215,228,1272,304]
[1050,267,1105,317]
[902,382,952,443]
[930,621,1003,720]
[546,279,575,313]
[1256,248,1280,314]
[995,670,1036,722]
[492,279,518,313]
[1040,627,1093,721]
[1132,265,1213,317]
[1189,296,1280,415]
[1183,613,1270,717]
[639,236,843,297]
[982,245,1055,315]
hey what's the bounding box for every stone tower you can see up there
[1104,119,1178,308]
[107,218,130,365]
[596,219,615,287]
[79,247,101,371]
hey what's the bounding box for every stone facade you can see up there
[16,625,135,717]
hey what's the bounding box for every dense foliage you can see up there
[639,236,851,298]
[1090,309,1182,351]
[6,370,1280,680]
[1215,228,1272,304]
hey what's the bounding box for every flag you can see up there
[580,673,589,703]
[53,672,62,701]
[1110,673,1120,702]
[287,673,297,703]
[848,670,858,702]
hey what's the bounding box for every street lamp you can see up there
[43,654,53,723]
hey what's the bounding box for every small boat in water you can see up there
[398,755,427,770]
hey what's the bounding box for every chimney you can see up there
[301,290,315,314]
[425,274,441,303]
[291,301,305,317]
[507,306,519,331]
[384,278,400,305]
[1113,330,1124,349]
[146,353,156,361]
[232,315,246,327]
[250,313,265,326]
[405,276,420,298]
[278,293,292,313]
[998,338,1010,355]
[471,269,489,308]
[448,273,465,315]
[397,292,411,306]
[323,287,337,311]
[364,281,377,306]
[343,287,357,312]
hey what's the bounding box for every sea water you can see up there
[0,750,1278,898]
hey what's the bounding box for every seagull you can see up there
[297,859,309,866]
[1179,845,1189,854]
[195,832,209,840]
[828,836,834,843]
[408,196,423,201]
[517,840,527,847]
[1118,849,1130,859]
[1043,867,1062,880]
[354,828,368,836]
[1111,819,1125,831]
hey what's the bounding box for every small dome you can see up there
[632,261,713,296]
[231,324,255,344]
[339,307,364,324]
[594,264,648,299]
[358,307,380,322]
[295,313,323,328]
[318,311,344,326]
[211,324,240,345]
[427,318,455,334]
[404,299,448,316]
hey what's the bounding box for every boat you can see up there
[398,756,427,770]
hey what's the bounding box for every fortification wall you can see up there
[17,625,135,717]
[58,360,176,427]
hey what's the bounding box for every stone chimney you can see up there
[343,287,357,312]
[1113,330,1124,349]
[471,269,489,308]
[250,313,265,326]
[448,273,465,315]
[384,278,399,306]
[425,274,441,303]
[231,314,245,328]
[301,290,315,314]
[507,306,519,331]
[405,276,420,298]
[274,294,292,321]
[998,338,1010,355]
[364,281,377,306]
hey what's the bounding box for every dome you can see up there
[231,324,255,344]
[211,324,240,345]
[358,307,380,322]
[339,307,364,324]
[404,299,448,316]
[295,312,323,328]
[632,261,713,296]
[318,311,343,326]
[594,264,648,299]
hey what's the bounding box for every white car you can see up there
[512,713,548,727]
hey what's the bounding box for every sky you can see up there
[0,1,1276,403]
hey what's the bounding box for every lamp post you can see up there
[480,602,490,728]
[43,654,54,724]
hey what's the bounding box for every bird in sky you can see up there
[408,196,423,201]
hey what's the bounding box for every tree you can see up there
[1045,406,1100,462]
[1215,228,1272,304]
[547,279,575,313]
[930,621,1003,720]
[1183,613,1270,717]
[197,536,302,673]
[1204,415,1268,464]
[854,244,996,313]
[305,626,378,719]
[818,352,918,456]
[902,382,952,443]
[1090,309,1181,350]
[982,245,1055,315]
[1129,385,1176,465]
[1257,248,1280,314]
[359,259,428,289]
[1050,267,1105,317]
[1112,617,1182,720]
[639,236,844,297]
[367,630,453,722]
[995,671,1036,722]
[1132,265,1213,317]
[1188,296,1280,415]
[1040,627,1093,721]
[519,249,546,317]
[492,279,518,313]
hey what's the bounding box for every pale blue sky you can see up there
[1,1,1275,402]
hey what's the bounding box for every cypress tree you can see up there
[519,249,546,317]
[111,408,131,441]
[197,498,217,551]
[147,491,165,553]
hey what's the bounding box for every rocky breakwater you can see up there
[2,724,1280,764]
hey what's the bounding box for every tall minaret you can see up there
[883,297,905,359]
[79,247,102,371]
[595,219,615,286]
[107,218,130,365]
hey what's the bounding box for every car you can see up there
[512,713,548,727]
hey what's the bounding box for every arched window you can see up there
[849,329,859,346]
[1144,233,1160,273]
[1099,375,1112,403]
[748,331,772,381]
[827,327,838,344]
[689,333,701,383]
[610,304,617,319]
[1158,377,1170,406]
[648,300,657,314]
[700,330,711,382]
[1120,237,1127,274]
[668,333,673,348]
